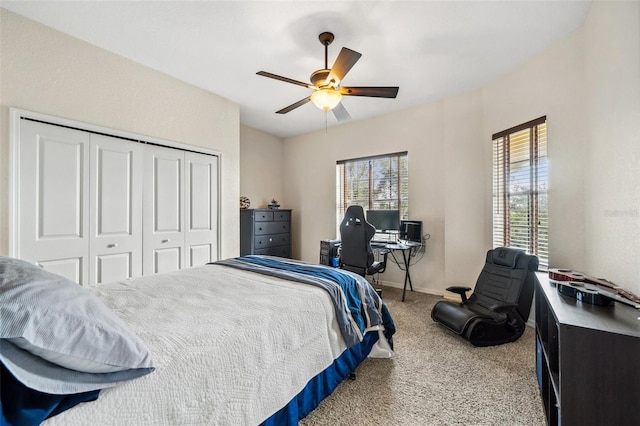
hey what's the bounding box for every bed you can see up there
[0,255,395,425]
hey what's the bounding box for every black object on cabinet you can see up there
[535,273,640,425]
[240,209,291,257]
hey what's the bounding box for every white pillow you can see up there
[0,256,154,394]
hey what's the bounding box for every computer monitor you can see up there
[366,209,400,233]
[400,220,423,243]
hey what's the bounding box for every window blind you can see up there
[493,117,548,267]
[336,152,409,233]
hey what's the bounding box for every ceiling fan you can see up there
[257,32,399,122]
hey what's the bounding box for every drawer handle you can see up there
[162,239,171,243]
[107,243,118,248]
[269,238,273,242]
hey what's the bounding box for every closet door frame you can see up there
[9,108,222,276]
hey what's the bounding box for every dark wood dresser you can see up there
[240,209,291,257]
[535,272,640,425]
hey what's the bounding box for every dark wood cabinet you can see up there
[535,273,640,425]
[240,209,291,257]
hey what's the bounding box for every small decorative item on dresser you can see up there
[268,199,280,209]
[240,196,251,209]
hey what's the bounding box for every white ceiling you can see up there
[2,1,591,139]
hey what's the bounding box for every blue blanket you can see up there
[1,363,99,426]
[212,256,394,349]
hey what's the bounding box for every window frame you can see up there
[336,151,409,235]
[492,116,548,268]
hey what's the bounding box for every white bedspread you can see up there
[44,264,348,425]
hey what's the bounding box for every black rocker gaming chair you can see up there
[431,247,539,347]
[339,206,388,277]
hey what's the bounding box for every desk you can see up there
[383,242,421,302]
[324,239,423,302]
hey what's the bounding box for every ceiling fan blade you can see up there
[327,47,362,83]
[257,71,313,89]
[341,86,399,98]
[332,103,351,122]
[276,97,312,114]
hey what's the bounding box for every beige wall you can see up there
[239,125,285,209]
[583,1,640,293]
[0,9,241,259]
[278,94,489,294]
[443,90,487,288]
[10,2,637,297]
[282,105,450,291]
[280,48,588,295]
[240,1,640,297]
[483,1,640,298]
[482,20,587,272]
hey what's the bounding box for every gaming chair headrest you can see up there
[488,247,538,271]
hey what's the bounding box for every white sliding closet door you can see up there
[89,135,143,284]
[18,120,90,284]
[185,152,218,267]
[143,145,186,275]
[15,112,220,285]
[142,148,219,273]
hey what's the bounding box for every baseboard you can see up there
[374,279,444,297]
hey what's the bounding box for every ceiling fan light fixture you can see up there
[257,31,398,117]
[310,88,342,111]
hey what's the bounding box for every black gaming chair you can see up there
[431,247,538,347]
[339,206,388,277]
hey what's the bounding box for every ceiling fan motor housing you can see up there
[310,69,333,88]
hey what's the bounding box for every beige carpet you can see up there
[300,286,546,426]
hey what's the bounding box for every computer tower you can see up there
[400,220,422,243]
[320,239,341,266]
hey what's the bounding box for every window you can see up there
[336,152,409,232]
[493,117,548,267]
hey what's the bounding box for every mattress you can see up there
[41,262,376,425]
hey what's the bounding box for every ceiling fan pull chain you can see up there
[325,111,328,133]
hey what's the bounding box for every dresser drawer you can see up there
[254,221,290,235]
[255,233,290,249]
[272,210,290,222]
[254,246,291,258]
[254,211,273,221]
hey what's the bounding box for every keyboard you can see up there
[370,241,388,248]
[371,239,389,244]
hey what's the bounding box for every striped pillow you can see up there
[0,256,154,394]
